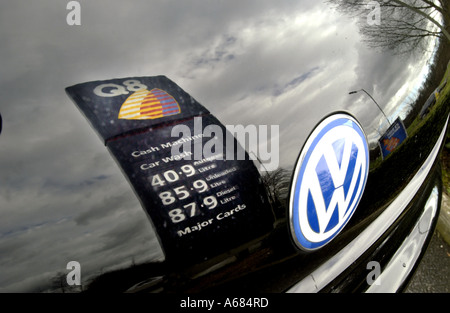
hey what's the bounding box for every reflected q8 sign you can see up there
[66,76,274,265]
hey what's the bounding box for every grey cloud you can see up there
[74,188,133,226]
[273,67,320,97]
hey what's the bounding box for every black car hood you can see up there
[0,0,448,292]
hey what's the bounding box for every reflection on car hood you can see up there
[0,0,447,292]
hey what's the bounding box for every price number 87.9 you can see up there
[168,196,218,224]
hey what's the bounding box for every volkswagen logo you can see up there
[289,113,369,251]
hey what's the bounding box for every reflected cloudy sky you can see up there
[0,0,438,291]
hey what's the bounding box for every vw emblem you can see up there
[289,113,369,251]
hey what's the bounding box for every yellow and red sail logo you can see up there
[118,88,181,120]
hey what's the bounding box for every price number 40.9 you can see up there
[151,165,196,188]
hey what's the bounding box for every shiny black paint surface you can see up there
[321,162,443,293]
[0,0,449,292]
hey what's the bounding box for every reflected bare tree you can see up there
[327,0,450,54]
[261,168,291,218]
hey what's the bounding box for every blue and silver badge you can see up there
[289,113,369,251]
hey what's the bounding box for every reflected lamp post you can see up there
[349,89,391,126]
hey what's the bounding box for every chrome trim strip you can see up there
[287,114,449,293]
[366,185,439,292]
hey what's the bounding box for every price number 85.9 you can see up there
[158,179,209,205]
